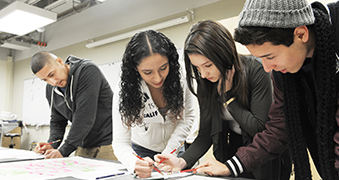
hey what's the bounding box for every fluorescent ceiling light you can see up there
[1,41,31,50]
[0,1,57,36]
[86,15,190,48]
[27,0,42,5]
[44,0,67,11]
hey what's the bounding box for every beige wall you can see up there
[0,60,7,112]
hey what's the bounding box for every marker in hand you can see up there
[159,141,185,163]
[132,152,164,175]
[40,139,61,148]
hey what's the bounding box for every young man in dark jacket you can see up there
[193,0,339,179]
[31,51,117,160]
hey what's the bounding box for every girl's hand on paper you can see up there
[34,142,53,154]
[44,149,63,159]
[134,156,153,178]
[154,154,186,172]
[196,158,231,176]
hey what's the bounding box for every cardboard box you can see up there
[1,127,21,149]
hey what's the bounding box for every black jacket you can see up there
[181,55,291,179]
[45,55,113,157]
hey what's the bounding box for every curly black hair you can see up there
[119,30,184,127]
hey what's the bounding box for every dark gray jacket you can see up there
[45,55,113,157]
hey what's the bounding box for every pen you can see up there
[40,139,61,148]
[166,168,198,175]
[132,152,164,175]
[96,172,126,179]
[165,168,198,175]
[159,141,185,163]
[180,168,197,173]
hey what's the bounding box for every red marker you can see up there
[132,152,164,175]
[159,141,185,163]
[40,139,61,148]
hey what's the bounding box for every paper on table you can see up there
[180,175,231,180]
[0,156,127,180]
[0,148,44,160]
[141,172,193,179]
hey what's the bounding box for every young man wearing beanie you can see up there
[192,0,339,179]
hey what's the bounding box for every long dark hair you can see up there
[119,30,183,127]
[184,20,248,120]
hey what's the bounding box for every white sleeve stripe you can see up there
[232,156,243,173]
[226,159,238,177]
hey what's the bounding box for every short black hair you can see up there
[31,51,54,74]
[234,26,295,46]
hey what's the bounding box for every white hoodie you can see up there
[112,78,196,173]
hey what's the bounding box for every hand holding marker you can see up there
[132,152,164,175]
[157,141,198,174]
[159,141,185,163]
[40,139,61,148]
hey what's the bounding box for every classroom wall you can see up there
[0,49,11,113]
[9,0,247,150]
[0,60,7,112]
[0,48,8,60]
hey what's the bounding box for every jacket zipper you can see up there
[54,88,73,112]
[163,123,167,148]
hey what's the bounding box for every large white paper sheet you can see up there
[0,148,44,161]
[0,156,127,180]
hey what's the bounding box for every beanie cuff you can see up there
[238,1,315,28]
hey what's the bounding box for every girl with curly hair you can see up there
[112,30,196,178]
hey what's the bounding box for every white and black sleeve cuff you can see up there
[225,155,244,177]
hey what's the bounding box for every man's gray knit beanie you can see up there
[238,0,315,28]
